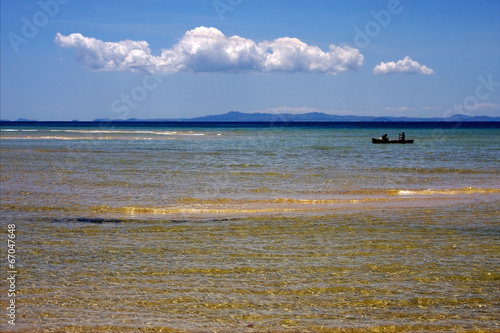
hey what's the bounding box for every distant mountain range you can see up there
[2,111,499,122]
[94,111,500,122]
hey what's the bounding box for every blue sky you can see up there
[1,0,500,121]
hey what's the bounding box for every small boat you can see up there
[372,138,414,144]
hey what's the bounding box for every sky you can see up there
[1,0,500,121]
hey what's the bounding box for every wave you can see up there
[1,129,38,132]
[2,130,213,140]
[2,187,497,219]
[51,129,210,136]
[397,187,500,196]
[379,167,497,175]
[0,136,163,140]
[53,129,179,135]
[0,197,476,217]
[1,129,214,139]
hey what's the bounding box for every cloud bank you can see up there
[373,56,434,75]
[255,106,324,115]
[55,27,364,74]
[383,106,415,112]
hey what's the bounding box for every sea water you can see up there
[1,122,499,332]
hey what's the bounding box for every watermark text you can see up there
[6,224,17,325]
[8,0,70,53]
[213,0,243,21]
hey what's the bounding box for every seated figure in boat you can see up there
[398,132,405,141]
[382,134,388,141]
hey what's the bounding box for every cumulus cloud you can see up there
[373,56,434,75]
[55,27,363,74]
[54,33,157,72]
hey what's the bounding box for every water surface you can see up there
[1,122,499,332]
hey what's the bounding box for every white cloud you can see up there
[373,56,434,75]
[255,106,323,114]
[253,106,362,116]
[469,102,500,111]
[444,102,500,113]
[383,106,415,112]
[55,27,364,74]
[422,106,444,111]
[54,33,158,72]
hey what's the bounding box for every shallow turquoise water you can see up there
[2,124,499,212]
[1,122,499,331]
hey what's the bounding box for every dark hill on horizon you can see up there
[100,111,500,122]
[3,111,499,122]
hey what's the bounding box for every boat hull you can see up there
[372,138,414,144]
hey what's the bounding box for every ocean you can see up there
[1,121,499,332]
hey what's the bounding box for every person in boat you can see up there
[382,134,388,141]
[400,132,405,141]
